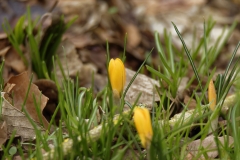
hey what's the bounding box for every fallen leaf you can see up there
[184,95,197,110]
[1,92,45,141]
[78,47,107,74]
[123,23,141,49]
[13,155,23,160]
[55,39,83,82]
[5,72,49,129]
[0,33,7,39]
[186,135,234,159]
[64,33,100,49]
[0,46,10,56]
[3,83,16,93]
[34,79,60,124]
[56,39,107,94]
[5,47,26,73]
[0,120,7,149]
[124,68,160,109]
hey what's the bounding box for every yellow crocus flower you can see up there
[208,79,216,111]
[133,107,153,148]
[108,58,126,98]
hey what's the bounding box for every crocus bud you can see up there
[208,79,216,111]
[108,58,126,98]
[133,107,153,149]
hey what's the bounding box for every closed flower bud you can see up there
[108,58,126,98]
[208,79,216,111]
[133,107,153,148]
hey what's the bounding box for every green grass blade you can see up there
[172,22,206,103]
[122,48,153,99]
[204,20,208,75]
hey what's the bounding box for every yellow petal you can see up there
[208,79,216,111]
[133,107,153,148]
[108,58,126,98]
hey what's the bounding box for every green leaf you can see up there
[8,146,17,155]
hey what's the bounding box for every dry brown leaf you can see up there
[94,27,120,44]
[0,120,7,149]
[0,33,7,39]
[34,79,60,124]
[3,83,16,93]
[63,33,99,49]
[184,95,197,110]
[5,47,26,73]
[56,39,107,93]
[78,47,107,74]
[5,72,49,129]
[124,68,160,109]
[8,59,26,73]
[123,23,141,49]
[132,0,206,15]
[13,155,24,160]
[55,39,83,82]
[58,0,96,16]
[1,92,45,141]
[186,135,234,159]
[0,46,10,56]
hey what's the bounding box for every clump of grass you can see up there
[2,8,77,79]
[1,15,240,160]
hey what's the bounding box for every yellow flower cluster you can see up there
[108,58,219,151]
[108,58,153,148]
